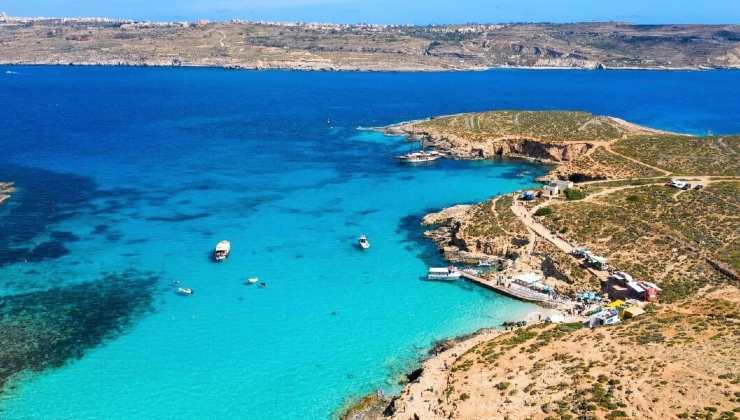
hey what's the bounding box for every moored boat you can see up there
[177,287,193,296]
[213,240,231,262]
[358,234,370,250]
[427,266,461,281]
[396,150,443,163]
[247,277,259,285]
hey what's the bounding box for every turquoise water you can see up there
[1,67,740,419]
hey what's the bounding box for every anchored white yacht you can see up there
[213,240,231,262]
[358,235,370,250]
[397,150,443,163]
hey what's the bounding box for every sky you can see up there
[2,0,739,24]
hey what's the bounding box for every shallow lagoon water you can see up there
[1,67,740,419]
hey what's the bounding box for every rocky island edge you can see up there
[343,110,739,419]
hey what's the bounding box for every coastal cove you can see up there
[2,67,740,420]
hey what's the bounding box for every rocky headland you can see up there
[344,110,740,420]
[385,111,675,181]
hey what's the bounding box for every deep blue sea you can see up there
[1,67,739,420]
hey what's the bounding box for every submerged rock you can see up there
[0,270,159,394]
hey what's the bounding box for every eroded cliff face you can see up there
[421,200,527,264]
[397,126,594,163]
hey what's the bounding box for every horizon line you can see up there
[2,13,738,27]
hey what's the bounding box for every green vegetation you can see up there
[580,178,671,195]
[534,207,553,217]
[417,111,628,143]
[542,182,739,301]
[495,381,511,391]
[563,188,586,200]
[613,135,740,176]
[589,147,665,178]
[466,196,528,238]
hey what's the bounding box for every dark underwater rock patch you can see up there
[92,224,109,235]
[27,241,70,262]
[50,231,80,242]
[396,213,447,268]
[0,165,97,246]
[145,212,210,222]
[0,270,159,396]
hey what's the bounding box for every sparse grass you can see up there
[416,111,628,143]
[613,135,740,176]
[541,182,739,301]
[589,147,664,178]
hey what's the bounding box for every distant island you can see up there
[1,15,740,71]
[345,111,739,420]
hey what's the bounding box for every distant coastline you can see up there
[1,16,739,72]
[1,60,737,73]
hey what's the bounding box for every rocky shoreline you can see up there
[383,115,665,162]
[341,111,665,419]
[2,60,734,73]
[340,311,559,420]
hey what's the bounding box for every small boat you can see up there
[427,266,462,281]
[213,240,231,262]
[246,277,259,285]
[358,234,370,250]
[177,287,193,296]
[396,150,443,164]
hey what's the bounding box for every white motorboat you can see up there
[177,287,193,296]
[358,234,370,250]
[427,266,462,281]
[213,240,231,262]
[246,277,259,285]
[397,150,443,163]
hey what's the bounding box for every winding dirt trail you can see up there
[602,144,673,175]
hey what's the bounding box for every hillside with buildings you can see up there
[1,16,740,70]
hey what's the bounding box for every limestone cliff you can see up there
[386,111,675,182]
[401,126,595,162]
[421,197,529,263]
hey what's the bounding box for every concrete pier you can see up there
[459,271,555,305]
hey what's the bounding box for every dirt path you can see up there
[581,141,611,157]
[602,144,673,175]
[511,202,575,255]
[580,182,665,202]
[511,200,610,281]
[509,176,740,282]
